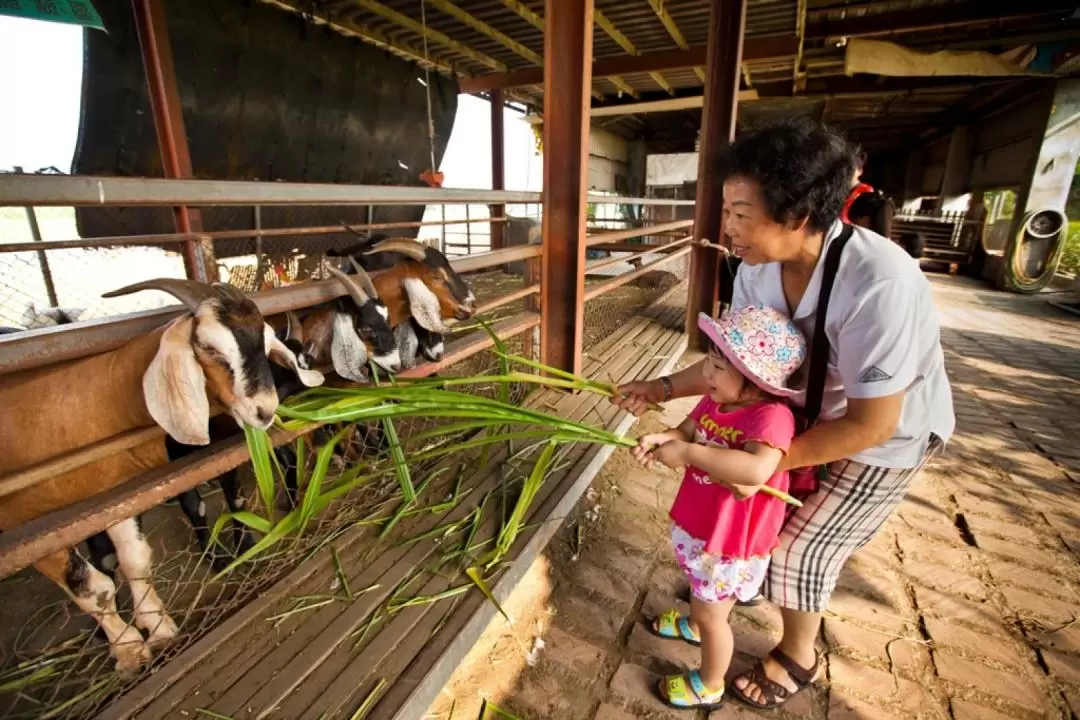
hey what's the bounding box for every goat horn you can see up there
[363,237,429,263]
[341,221,369,239]
[326,264,370,305]
[348,258,380,300]
[102,278,215,313]
[285,311,303,342]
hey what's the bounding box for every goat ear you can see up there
[394,322,420,369]
[330,313,369,383]
[144,316,211,445]
[403,277,451,333]
[265,324,324,388]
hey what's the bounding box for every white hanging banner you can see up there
[646,153,699,186]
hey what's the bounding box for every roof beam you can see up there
[595,9,670,95]
[805,0,1078,39]
[352,0,507,71]
[266,0,458,74]
[644,0,707,83]
[459,36,799,93]
[427,0,541,65]
[495,0,637,98]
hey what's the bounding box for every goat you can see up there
[332,232,476,368]
[0,279,323,674]
[160,262,398,567]
[298,262,400,382]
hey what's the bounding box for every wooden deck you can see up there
[98,284,689,720]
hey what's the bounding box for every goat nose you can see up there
[256,407,275,426]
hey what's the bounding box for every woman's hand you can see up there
[613,379,663,418]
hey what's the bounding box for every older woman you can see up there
[615,118,954,710]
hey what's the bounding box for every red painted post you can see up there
[539,0,593,376]
[490,89,506,251]
[685,0,746,349]
[131,0,215,282]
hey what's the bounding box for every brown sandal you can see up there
[729,647,819,709]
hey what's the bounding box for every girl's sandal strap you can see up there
[656,671,725,710]
[648,609,701,645]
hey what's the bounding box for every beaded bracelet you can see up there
[659,376,674,402]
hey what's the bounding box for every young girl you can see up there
[632,304,807,711]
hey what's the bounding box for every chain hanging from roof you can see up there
[417,0,445,188]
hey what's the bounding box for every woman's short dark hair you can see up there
[717,117,856,234]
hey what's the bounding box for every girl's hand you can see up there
[722,481,761,501]
[632,433,667,467]
[651,438,689,470]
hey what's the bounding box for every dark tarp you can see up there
[72,0,457,258]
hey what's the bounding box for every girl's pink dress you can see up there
[668,397,795,601]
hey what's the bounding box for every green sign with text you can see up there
[0,0,105,31]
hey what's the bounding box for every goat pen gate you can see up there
[0,173,694,719]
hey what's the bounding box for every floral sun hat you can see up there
[696,305,807,397]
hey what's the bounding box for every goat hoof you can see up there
[112,635,152,676]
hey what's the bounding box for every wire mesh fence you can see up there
[0,240,688,718]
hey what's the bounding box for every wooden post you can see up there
[685,0,746,349]
[132,0,215,282]
[490,89,506,251]
[539,0,593,375]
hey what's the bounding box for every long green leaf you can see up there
[381,416,415,502]
[299,426,350,533]
[465,566,511,625]
[244,425,277,515]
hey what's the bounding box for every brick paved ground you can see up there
[430,275,1080,720]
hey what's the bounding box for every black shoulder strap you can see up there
[803,223,855,425]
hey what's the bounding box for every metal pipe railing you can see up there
[0,216,509,254]
[583,246,693,301]
[0,174,696,208]
[585,237,691,273]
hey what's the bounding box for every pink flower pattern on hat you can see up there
[697,305,807,397]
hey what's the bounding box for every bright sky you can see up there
[0,16,85,173]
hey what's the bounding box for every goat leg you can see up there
[106,518,178,655]
[36,548,151,675]
[218,469,256,558]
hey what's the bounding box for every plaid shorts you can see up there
[763,434,944,613]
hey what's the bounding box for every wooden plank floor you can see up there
[99,284,689,720]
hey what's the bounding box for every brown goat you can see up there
[0,279,322,674]
[356,237,476,332]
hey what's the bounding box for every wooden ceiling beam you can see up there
[266,0,459,74]
[495,0,636,99]
[459,36,798,93]
[595,8,673,95]
[351,0,507,72]
[644,0,707,83]
[427,0,542,65]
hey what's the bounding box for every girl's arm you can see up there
[613,360,711,417]
[683,441,784,490]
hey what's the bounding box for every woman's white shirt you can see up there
[731,221,955,468]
